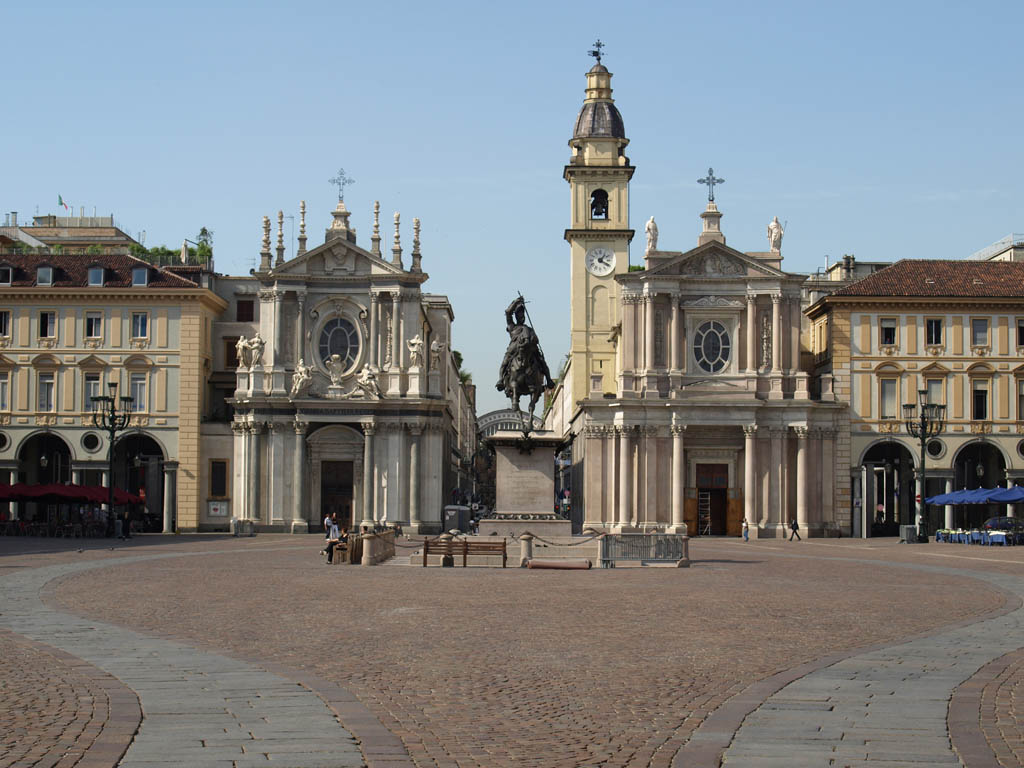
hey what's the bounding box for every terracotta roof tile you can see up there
[0,252,198,289]
[831,259,1024,298]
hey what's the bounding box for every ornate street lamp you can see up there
[903,388,945,539]
[91,381,133,537]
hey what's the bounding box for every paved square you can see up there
[1,536,1020,767]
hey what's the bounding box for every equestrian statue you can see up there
[495,294,556,435]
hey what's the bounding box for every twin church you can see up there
[545,57,843,538]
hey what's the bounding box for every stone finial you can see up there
[391,211,403,268]
[699,200,725,246]
[411,217,422,273]
[259,215,272,271]
[275,210,285,266]
[297,200,307,256]
[371,200,381,256]
[326,199,356,244]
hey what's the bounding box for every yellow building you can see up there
[807,259,1024,535]
[0,243,226,531]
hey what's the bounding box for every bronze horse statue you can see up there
[495,295,556,435]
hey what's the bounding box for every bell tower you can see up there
[564,44,634,406]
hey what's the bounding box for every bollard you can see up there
[361,533,374,566]
[518,532,535,568]
[439,532,455,568]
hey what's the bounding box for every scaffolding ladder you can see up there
[698,490,712,536]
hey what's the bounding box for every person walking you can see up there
[789,518,801,541]
[742,519,749,542]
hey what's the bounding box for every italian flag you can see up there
[58,194,69,211]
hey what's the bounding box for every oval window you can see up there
[317,317,361,374]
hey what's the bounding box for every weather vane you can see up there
[697,167,725,202]
[588,39,605,65]
[328,168,355,202]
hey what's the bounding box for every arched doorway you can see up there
[113,433,165,532]
[861,441,916,536]
[16,432,73,525]
[952,441,1007,529]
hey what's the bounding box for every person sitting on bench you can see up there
[320,514,347,564]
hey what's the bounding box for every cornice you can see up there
[564,229,636,243]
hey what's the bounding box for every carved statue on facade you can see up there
[407,334,424,368]
[430,339,445,369]
[235,336,251,369]
[248,332,265,368]
[353,366,382,399]
[645,216,658,255]
[496,295,555,434]
[767,216,784,252]
[327,354,347,385]
[290,358,313,397]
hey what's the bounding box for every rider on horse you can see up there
[496,296,556,408]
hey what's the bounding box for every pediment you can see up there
[271,238,404,279]
[919,362,950,375]
[873,362,904,374]
[681,295,746,308]
[966,362,994,374]
[76,354,109,369]
[641,241,787,280]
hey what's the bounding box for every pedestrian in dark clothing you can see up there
[789,518,801,541]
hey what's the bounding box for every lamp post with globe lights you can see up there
[91,382,133,537]
[903,388,945,540]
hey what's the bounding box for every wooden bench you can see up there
[423,538,507,567]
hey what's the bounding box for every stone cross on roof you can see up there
[697,167,725,202]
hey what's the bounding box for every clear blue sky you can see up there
[7,0,1023,415]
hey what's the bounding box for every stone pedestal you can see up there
[326,384,346,399]
[478,430,572,538]
[407,367,424,397]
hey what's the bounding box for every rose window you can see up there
[317,317,361,374]
[694,321,730,373]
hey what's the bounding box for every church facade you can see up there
[546,60,845,537]
[199,200,476,534]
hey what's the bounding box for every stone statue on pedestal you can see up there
[248,332,265,368]
[645,216,658,255]
[767,216,784,252]
[290,359,312,397]
[407,334,424,368]
[429,339,445,369]
[235,336,251,369]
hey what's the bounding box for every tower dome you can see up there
[572,63,625,139]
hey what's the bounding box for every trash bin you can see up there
[114,519,123,538]
[899,524,918,543]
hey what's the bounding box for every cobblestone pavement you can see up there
[0,551,370,768]
[8,535,1012,768]
[981,650,1024,768]
[0,628,137,768]
[709,542,1024,768]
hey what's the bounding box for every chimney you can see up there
[10,212,17,227]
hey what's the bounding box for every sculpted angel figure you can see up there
[290,358,313,397]
[248,332,266,368]
[235,336,251,369]
[407,334,424,368]
[354,366,382,399]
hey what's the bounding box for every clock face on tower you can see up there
[585,247,616,276]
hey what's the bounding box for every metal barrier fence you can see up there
[599,533,690,568]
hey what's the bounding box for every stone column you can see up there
[862,464,873,538]
[642,426,657,527]
[273,290,283,364]
[292,420,308,532]
[746,293,757,373]
[408,423,422,532]
[743,424,757,530]
[644,295,655,371]
[769,429,782,532]
[771,294,782,373]
[944,477,954,529]
[821,429,835,532]
[789,299,800,374]
[670,424,686,533]
[670,296,681,371]
[161,461,177,533]
[248,423,262,521]
[617,425,631,528]
[621,296,637,387]
[794,427,808,530]
[295,294,306,366]
[369,293,379,368]
[390,293,401,370]
[361,421,375,529]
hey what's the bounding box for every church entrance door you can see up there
[321,461,354,532]
[696,463,729,535]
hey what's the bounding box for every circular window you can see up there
[1017,439,1024,459]
[693,321,731,373]
[81,432,101,453]
[0,431,8,451]
[926,439,945,459]
[317,317,361,374]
